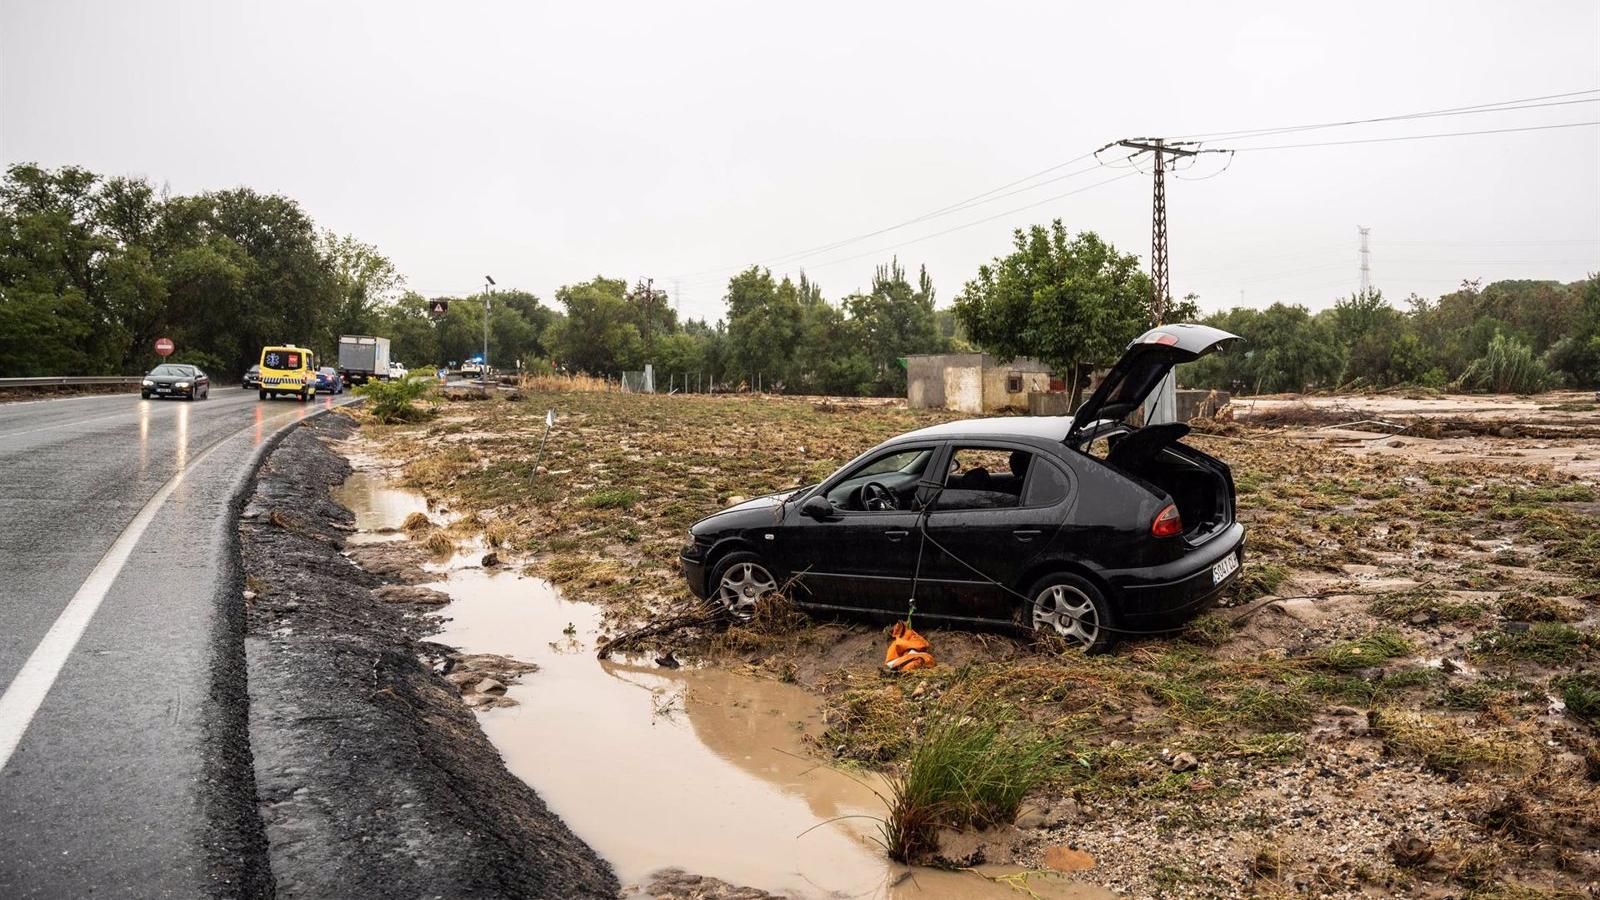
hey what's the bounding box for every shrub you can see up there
[1554,673,1600,726]
[356,375,438,423]
[880,698,1058,863]
[1455,332,1550,394]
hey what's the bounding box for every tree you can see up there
[548,277,642,374]
[724,266,802,388]
[953,221,1150,404]
[842,259,942,395]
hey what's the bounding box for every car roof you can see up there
[889,416,1075,443]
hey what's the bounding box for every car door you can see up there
[770,444,940,615]
[917,444,1073,624]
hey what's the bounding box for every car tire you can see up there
[708,551,779,621]
[1027,572,1115,653]
[259,390,268,401]
[141,391,150,400]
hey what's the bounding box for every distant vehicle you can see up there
[242,364,261,389]
[388,361,408,380]
[681,323,1246,652]
[460,360,482,377]
[142,364,210,401]
[337,335,391,385]
[315,366,344,394]
[258,345,318,402]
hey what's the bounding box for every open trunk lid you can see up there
[1066,323,1241,442]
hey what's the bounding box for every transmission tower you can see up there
[1115,139,1203,324]
[1358,226,1372,295]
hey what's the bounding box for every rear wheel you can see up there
[1028,572,1114,653]
[709,551,779,621]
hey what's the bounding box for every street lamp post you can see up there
[482,275,495,389]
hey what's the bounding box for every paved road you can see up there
[0,387,355,897]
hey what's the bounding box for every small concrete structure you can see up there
[906,354,1052,413]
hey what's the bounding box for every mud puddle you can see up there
[341,473,1107,900]
[332,470,431,544]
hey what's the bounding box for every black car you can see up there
[141,364,211,401]
[242,364,261,389]
[680,323,1245,650]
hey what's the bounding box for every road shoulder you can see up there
[241,415,617,899]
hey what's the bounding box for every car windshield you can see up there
[150,365,192,376]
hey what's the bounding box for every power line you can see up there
[668,149,1111,283]
[1170,88,1600,142]
[1228,120,1600,151]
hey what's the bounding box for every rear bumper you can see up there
[1106,523,1246,625]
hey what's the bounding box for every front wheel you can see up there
[1028,572,1114,653]
[708,551,779,621]
[259,389,268,401]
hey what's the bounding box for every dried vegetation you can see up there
[355,389,1600,897]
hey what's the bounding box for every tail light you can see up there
[1151,503,1183,538]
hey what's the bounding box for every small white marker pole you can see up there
[531,409,554,479]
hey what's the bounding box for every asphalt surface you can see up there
[0,386,355,897]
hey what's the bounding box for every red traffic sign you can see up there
[429,300,449,318]
[154,337,175,357]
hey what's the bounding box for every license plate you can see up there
[156,388,170,393]
[1211,552,1240,584]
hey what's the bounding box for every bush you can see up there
[1456,332,1550,394]
[880,698,1058,863]
[356,375,438,423]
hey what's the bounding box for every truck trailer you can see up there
[337,335,392,385]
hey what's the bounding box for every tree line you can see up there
[3,163,1594,394]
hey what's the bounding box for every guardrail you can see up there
[0,376,146,388]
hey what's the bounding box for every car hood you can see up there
[692,487,808,532]
[1067,323,1241,440]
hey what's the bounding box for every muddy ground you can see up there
[239,415,618,899]
[351,388,1600,899]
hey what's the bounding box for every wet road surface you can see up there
[0,388,354,897]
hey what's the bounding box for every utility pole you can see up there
[1358,226,1372,295]
[482,275,495,388]
[1116,138,1203,325]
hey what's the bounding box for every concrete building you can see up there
[905,353,1053,413]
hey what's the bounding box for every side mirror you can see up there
[799,494,834,520]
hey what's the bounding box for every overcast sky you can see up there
[3,0,1597,323]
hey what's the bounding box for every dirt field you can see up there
[352,389,1600,899]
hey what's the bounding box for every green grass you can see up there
[880,698,1059,863]
[1553,673,1600,726]
[580,487,642,510]
[1369,589,1487,624]
[1470,623,1592,665]
[1313,629,1413,671]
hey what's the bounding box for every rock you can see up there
[1409,611,1434,626]
[654,651,680,669]
[1497,426,1518,438]
[372,584,451,606]
[1042,845,1096,872]
[475,677,505,695]
[445,672,476,687]
[1388,833,1434,867]
[1170,752,1199,773]
[725,495,749,507]
[1329,706,1362,717]
[242,590,258,601]
[480,551,500,567]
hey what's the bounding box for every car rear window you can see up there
[263,350,303,369]
[1022,459,1071,507]
[936,448,1026,510]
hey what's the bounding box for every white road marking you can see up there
[0,434,234,770]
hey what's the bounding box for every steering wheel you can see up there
[862,481,897,511]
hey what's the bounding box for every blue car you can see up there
[314,366,344,395]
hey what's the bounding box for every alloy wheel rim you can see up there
[1033,584,1099,647]
[716,562,777,619]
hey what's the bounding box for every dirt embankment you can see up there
[239,415,617,899]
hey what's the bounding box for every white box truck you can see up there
[337,335,392,385]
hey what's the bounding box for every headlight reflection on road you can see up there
[175,403,189,471]
[137,402,150,475]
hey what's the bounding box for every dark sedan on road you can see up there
[315,366,344,395]
[141,364,211,401]
[242,364,261,389]
[681,323,1246,651]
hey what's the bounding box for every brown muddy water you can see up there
[335,470,1109,900]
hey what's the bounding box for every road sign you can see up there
[154,337,174,357]
[429,300,449,318]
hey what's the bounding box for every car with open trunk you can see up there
[680,323,1246,650]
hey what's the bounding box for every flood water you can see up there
[336,470,1108,900]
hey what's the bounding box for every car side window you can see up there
[825,446,935,511]
[935,447,1027,510]
[1022,458,1071,507]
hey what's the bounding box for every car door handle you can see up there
[884,529,909,541]
[1013,528,1043,542]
